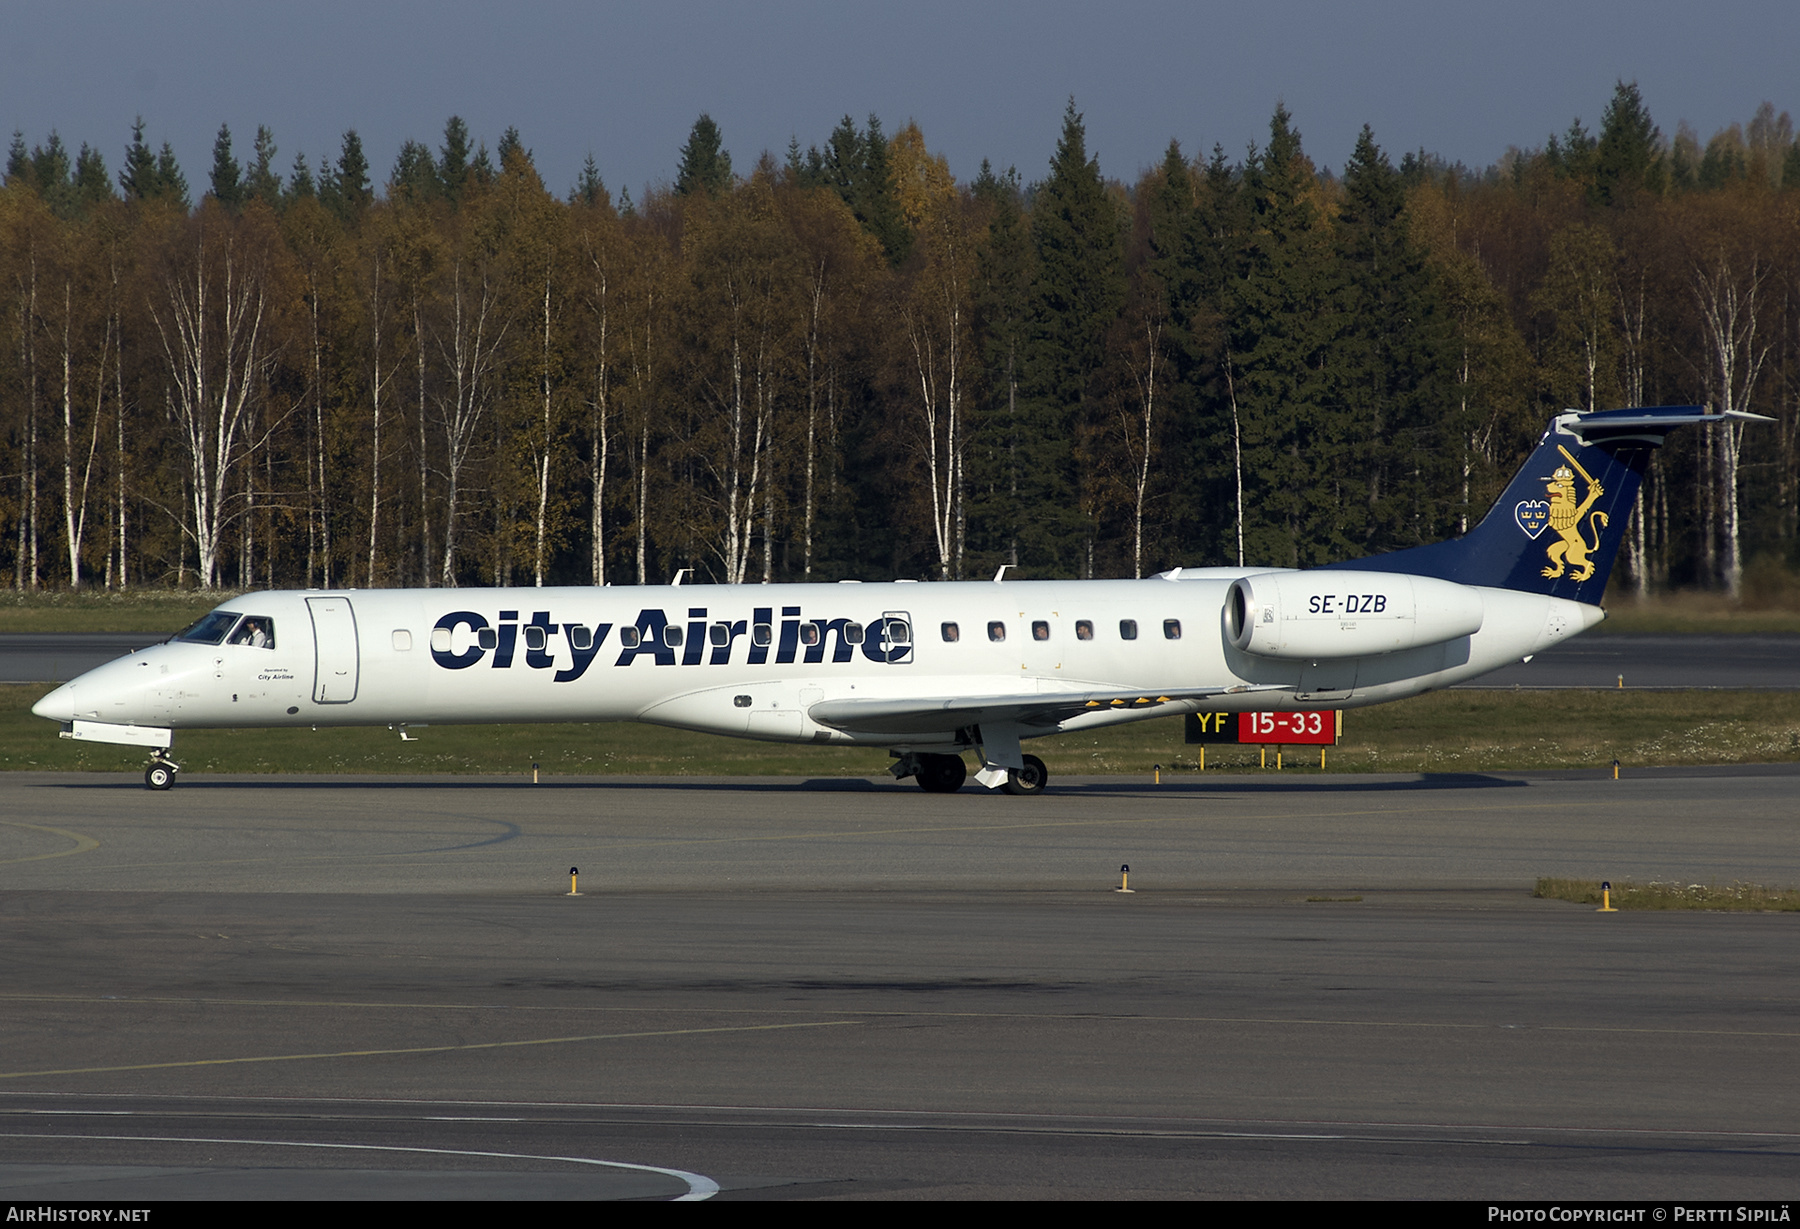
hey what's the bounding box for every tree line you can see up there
[2,83,1797,597]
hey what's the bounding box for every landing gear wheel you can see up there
[916,753,968,793]
[144,762,176,791]
[1000,754,1048,796]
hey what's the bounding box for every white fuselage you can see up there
[33,571,1602,754]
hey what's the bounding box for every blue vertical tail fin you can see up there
[1335,407,1767,602]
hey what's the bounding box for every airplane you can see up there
[32,405,1762,793]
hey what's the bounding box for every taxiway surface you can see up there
[1,771,1796,1200]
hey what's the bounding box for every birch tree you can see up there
[148,203,285,587]
[429,192,510,585]
[1688,217,1771,598]
[901,179,974,580]
[683,177,801,583]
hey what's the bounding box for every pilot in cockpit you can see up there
[230,617,275,650]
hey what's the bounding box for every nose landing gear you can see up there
[144,755,179,791]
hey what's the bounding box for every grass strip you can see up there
[4,685,1799,778]
[1535,877,1800,912]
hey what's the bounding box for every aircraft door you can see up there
[307,596,360,703]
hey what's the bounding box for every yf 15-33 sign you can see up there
[1185,710,1342,745]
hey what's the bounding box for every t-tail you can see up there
[1335,406,1769,603]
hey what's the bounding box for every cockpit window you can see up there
[176,611,242,645]
[228,617,276,649]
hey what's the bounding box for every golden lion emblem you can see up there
[1541,447,1608,581]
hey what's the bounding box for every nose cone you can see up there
[32,682,75,723]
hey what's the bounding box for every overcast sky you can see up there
[5,1,1797,199]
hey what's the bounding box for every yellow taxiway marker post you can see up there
[1116,864,1134,894]
[1153,763,1161,785]
[1613,758,1620,781]
[567,866,581,897]
[1598,880,1617,913]
[533,761,541,784]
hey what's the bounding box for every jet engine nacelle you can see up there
[1224,570,1485,660]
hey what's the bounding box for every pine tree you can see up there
[858,115,909,265]
[439,116,472,202]
[496,125,530,170]
[1015,100,1124,574]
[1335,125,1448,551]
[571,154,608,207]
[5,131,26,184]
[25,133,77,215]
[969,161,1034,564]
[153,142,188,205]
[814,115,909,264]
[246,126,282,206]
[72,144,113,208]
[288,151,316,200]
[209,123,244,208]
[822,116,862,201]
[1228,104,1340,566]
[674,113,731,197]
[118,117,156,199]
[1594,80,1664,204]
[390,140,439,203]
[470,142,495,186]
[1545,117,1598,189]
[322,129,371,221]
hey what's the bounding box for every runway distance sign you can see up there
[1185,710,1341,745]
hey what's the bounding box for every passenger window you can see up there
[1164,619,1182,640]
[569,625,593,651]
[1075,620,1093,641]
[887,619,912,646]
[845,622,864,644]
[987,621,1006,643]
[800,622,822,647]
[1032,620,1050,641]
[478,627,500,650]
[752,623,773,647]
[228,617,276,649]
[524,626,547,651]
[430,627,453,653]
[392,629,412,651]
[709,623,730,646]
[663,625,683,648]
[941,622,960,642]
[1119,619,1138,640]
[619,627,641,649]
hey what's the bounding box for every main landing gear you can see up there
[893,751,1048,796]
[999,754,1048,797]
[144,754,179,791]
[916,753,968,793]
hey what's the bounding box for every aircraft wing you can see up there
[807,685,1284,737]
